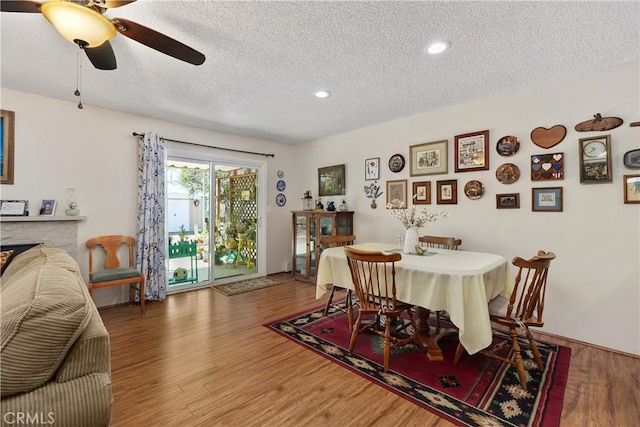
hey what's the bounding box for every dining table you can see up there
[316,242,512,361]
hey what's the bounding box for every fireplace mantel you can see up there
[1,216,86,222]
[0,216,87,259]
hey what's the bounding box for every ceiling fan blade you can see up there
[84,41,117,70]
[112,17,205,66]
[102,0,137,8]
[0,0,41,13]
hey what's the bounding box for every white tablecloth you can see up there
[316,243,512,355]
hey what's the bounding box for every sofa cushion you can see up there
[1,265,91,397]
[92,267,143,283]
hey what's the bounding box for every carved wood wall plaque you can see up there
[530,125,566,149]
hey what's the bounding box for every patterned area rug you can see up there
[265,305,571,427]
[212,277,284,296]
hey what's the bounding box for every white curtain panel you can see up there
[136,132,167,301]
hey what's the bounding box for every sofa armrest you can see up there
[55,304,111,383]
[0,372,112,427]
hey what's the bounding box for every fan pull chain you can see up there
[75,50,83,110]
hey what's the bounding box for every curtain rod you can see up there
[132,132,275,158]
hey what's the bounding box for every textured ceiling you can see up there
[1,1,638,144]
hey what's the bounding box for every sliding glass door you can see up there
[165,147,266,293]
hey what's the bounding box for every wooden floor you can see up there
[99,273,639,426]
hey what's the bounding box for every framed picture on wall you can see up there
[436,179,457,204]
[496,193,520,209]
[412,181,431,204]
[365,157,380,181]
[1,109,15,185]
[623,174,640,204]
[409,140,448,176]
[386,179,407,209]
[454,130,490,172]
[318,164,345,196]
[532,187,563,212]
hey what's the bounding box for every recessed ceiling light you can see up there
[426,41,450,55]
[314,90,331,98]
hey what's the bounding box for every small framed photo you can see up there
[0,200,28,216]
[409,140,448,176]
[496,193,520,209]
[579,135,612,183]
[318,164,345,196]
[436,179,458,205]
[532,187,563,212]
[39,199,57,216]
[623,174,640,204]
[365,157,380,181]
[412,181,431,204]
[386,179,408,209]
[455,130,490,172]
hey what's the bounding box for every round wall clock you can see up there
[388,154,405,173]
[276,180,286,191]
[496,163,521,184]
[275,193,286,206]
[464,180,485,200]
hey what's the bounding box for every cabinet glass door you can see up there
[337,215,351,235]
[294,215,308,275]
[319,215,334,237]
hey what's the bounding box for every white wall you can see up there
[0,89,295,307]
[2,60,638,355]
[292,60,640,355]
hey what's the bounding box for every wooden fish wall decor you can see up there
[575,113,623,132]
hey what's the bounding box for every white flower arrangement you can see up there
[386,198,449,229]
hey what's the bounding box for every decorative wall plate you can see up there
[530,125,567,149]
[277,169,285,178]
[531,153,564,180]
[388,154,405,173]
[575,114,623,132]
[495,163,521,184]
[463,180,484,200]
[275,193,286,206]
[276,180,286,191]
[496,135,520,156]
[623,149,640,169]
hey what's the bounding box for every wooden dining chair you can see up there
[321,235,356,328]
[86,235,146,315]
[418,235,462,250]
[418,235,462,331]
[454,250,556,391]
[344,246,423,371]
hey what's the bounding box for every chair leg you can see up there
[524,327,543,369]
[348,315,362,353]
[383,315,392,372]
[139,277,146,315]
[510,327,527,390]
[346,290,353,330]
[323,285,338,316]
[454,343,465,364]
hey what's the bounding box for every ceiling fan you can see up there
[1,0,206,70]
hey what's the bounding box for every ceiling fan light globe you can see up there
[41,1,116,48]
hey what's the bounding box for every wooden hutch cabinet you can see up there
[292,211,354,284]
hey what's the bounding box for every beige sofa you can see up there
[0,245,112,427]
